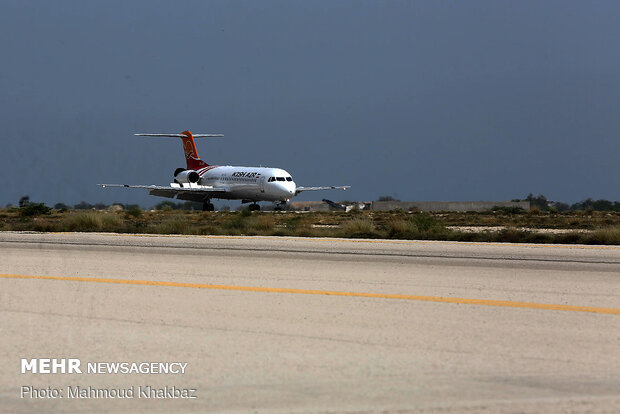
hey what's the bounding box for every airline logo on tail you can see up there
[179,130,206,170]
[183,140,195,159]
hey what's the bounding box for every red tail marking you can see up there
[180,130,209,170]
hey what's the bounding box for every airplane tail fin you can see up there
[134,131,224,170]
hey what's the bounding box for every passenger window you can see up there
[286,177,292,181]
[276,177,285,181]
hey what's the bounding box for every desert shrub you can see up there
[125,206,143,218]
[100,213,122,230]
[294,227,315,237]
[284,215,312,233]
[197,225,222,235]
[250,215,275,232]
[522,232,553,243]
[385,217,418,239]
[341,218,381,238]
[528,206,541,215]
[409,213,440,231]
[63,213,103,231]
[20,203,52,217]
[586,227,620,245]
[224,213,250,232]
[555,232,585,244]
[493,228,526,243]
[152,217,188,234]
[74,201,93,210]
[154,201,180,211]
[32,222,57,232]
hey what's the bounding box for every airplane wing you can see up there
[99,184,229,202]
[295,186,350,195]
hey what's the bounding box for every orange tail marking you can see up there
[180,130,198,160]
[180,130,208,170]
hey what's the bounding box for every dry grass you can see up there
[340,217,379,238]
[1,209,619,245]
[587,227,620,245]
[385,217,419,238]
[250,215,275,232]
[152,217,189,234]
[63,212,104,232]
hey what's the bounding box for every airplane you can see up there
[99,130,350,211]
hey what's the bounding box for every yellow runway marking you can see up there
[2,273,619,315]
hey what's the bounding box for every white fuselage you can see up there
[193,166,296,202]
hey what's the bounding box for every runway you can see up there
[1,232,619,413]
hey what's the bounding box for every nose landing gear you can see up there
[202,201,215,212]
[273,201,288,212]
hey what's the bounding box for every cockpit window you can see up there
[268,177,275,182]
[276,177,285,181]
[286,177,293,181]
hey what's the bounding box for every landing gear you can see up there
[202,201,215,212]
[248,203,261,212]
[273,202,288,212]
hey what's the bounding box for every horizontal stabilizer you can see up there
[135,133,224,138]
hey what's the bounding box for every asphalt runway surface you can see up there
[1,232,619,413]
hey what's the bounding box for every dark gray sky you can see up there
[1,0,619,207]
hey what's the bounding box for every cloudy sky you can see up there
[1,0,618,207]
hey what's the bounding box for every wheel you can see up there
[249,203,261,211]
[274,202,287,212]
[202,202,215,212]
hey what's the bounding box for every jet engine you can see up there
[174,168,200,184]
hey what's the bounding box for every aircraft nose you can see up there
[277,183,294,197]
